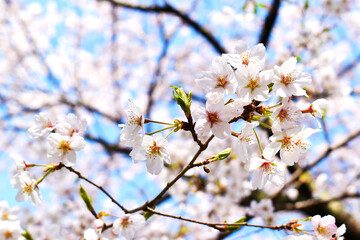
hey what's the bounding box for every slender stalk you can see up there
[258,121,272,130]
[146,126,175,135]
[144,119,175,125]
[253,128,263,154]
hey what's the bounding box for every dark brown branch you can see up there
[59,163,129,213]
[277,193,360,211]
[258,0,281,46]
[101,0,226,54]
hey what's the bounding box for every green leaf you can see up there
[224,217,247,232]
[215,148,232,160]
[171,85,192,118]
[267,82,274,93]
[22,228,34,240]
[304,0,309,10]
[143,206,156,220]
[80,185,96,214]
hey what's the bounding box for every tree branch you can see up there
[101,0,226,54]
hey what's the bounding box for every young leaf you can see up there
[224,216,247,232]
[143,206,156,220]
[22,228,34,240]
[171,85,192,118]
[80,185,96,215]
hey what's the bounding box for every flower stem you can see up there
[144,119,174,125]
[34,169,54,187]
[267,103,282,109]
[257,121,272,130]
[147,126,175,135]
[253,128,263,154]
[164,128,176,139]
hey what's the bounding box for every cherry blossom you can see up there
[56,113,87,137]
[193,96,235,141]
[195,56,237,99]
[129,133,170,175]
[235,62,271,102]
[0,220,22,240]
[11,171,42,206]
[119,99,145,147]
[271,57,312,97]
[236,121,259,162]
[0,201,19,221]
[28,112,56,138]
[222,40,266,69]
[248,151,285,190]
[83,228,108,240]
[271,97,303,133]
[47,133,86,166]
[113,214,145,240]
[264,127,321,166]
[311,215,338,240]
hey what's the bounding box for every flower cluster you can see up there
[11,113,87,206]
[83,214,145,240]
[0,201,22,240]
[282,215,346,240]
[194,40,327,189]
[120,99,171,175]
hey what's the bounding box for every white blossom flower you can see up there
[272,98,303,132]
[248,151,285,189]
[84,228,108,240]
[248,199,274,217]
[302,98,328,127]
[0,201,19,221]
[56,113,87,137]
[334,224,346,240]
[47,133,86,166]
[309,98,328,118]
[120,99,144,147]
[264,127,321,166]
[311,215,338,240]
[10,153,27,171]
[0,220,22,240]
[235,63,272,102]
[113,214,145,240]
[195,56,237,99]
[28,112,55,138]
[130,133,170,175]
[11,171,42,206]
[237,121,259,162]
[222,40,266,69]
[271,57,312,97]
[193,97,235,141]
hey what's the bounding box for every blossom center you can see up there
[216,75,229,89]
[281,73,295,86]
[69,128,79,137]
[240,50,250,65]
[58,140,73,154]
[22,182,33,196]
[4,230,13,239]
[261,161,274,175]
[121,216,131,228]
[281,137,294,151]
[206,111,220,128]
[317,226,330,236]
[129,114,142,126]
[278,108,289,122]
[149,141,161,155]
[44,121,54,128]
[2,213,9,220]
[245,76,260,93]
